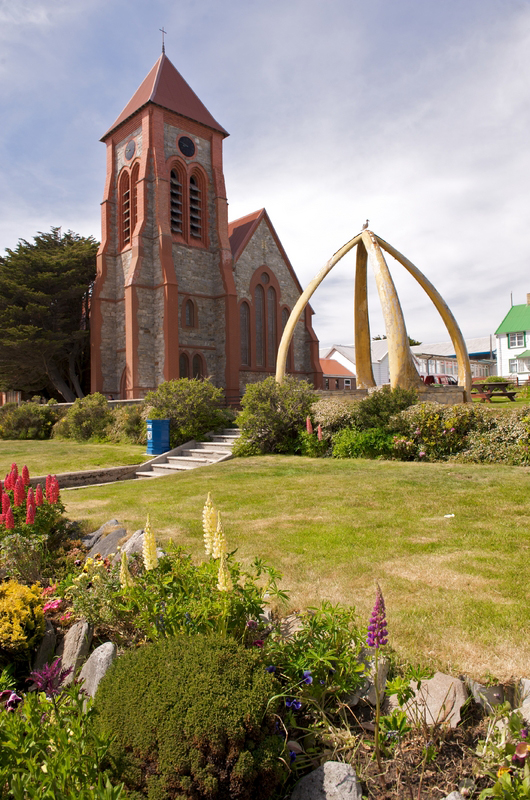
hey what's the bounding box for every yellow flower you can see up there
[217,552,233,592]
[119,551,134,588]
[497,766,511,777]
[212,512,227,559]
[142,515,158,571]
[202,492,217,556]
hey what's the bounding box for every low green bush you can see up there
[94,634,284,800]
[350,386,418,432]
[332,426,394,459]
[454,406,530,465]
[234,376,316,455]
[311,398,356,440]
[53,393,114,441]
[143,379,229,448]
[106,404,146,445]
[0,401,62,440]
[0,580,44,664]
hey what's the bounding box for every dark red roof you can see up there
[228,209,265,261]
[102,54,228,140]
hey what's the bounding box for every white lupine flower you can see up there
[202,492,217,556]
[212,511,226,559]
[119,550,134,588]
[142,515,158,571]
[217,552,233,592]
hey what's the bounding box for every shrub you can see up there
[0,401,63,440]
[106,404,146,445]
[332,427,394,459]
[53,393,114,441]
[350,386,418,432]
[0,580,44,663]
[94,634,284,800]
[311,397,357,441]
[233,376,316,455]
[143,379,229,448]
[454,406,530,465]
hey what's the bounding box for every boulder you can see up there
[291,762,362,800]
[32,618,56,672]
[111,528,144,564]
[403,672,467,728]
[56,619,93,685]
[82,519,120,550]
[347,650,388,707]
[520,678,530,706]
[87,526,127,560]
[444,793,466,800]
[79,642,117,698]
[466,678,505,710]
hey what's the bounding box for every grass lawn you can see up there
[63,455,529,682]
[0,440,147,477]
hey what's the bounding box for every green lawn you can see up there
[63,455,530,682]
[0,440,147,477]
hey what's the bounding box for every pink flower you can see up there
[21,465,30,486]
[306,416,313,434]
[42,599,62,614]
[419,451,426,458]
[13,476,25,507]
[42,585,57,597]
[45,475,53,503]
[35,484,43,506]
[2,494,10,517]
[10,464,18,481]
[4,507,14,530]
[26,503,35,525]
[59,612,72,623]
[317,424,323,441]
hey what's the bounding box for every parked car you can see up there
[422,374,458,385]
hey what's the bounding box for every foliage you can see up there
[349,386,418,432]
[53,393,114,442]
[143,379,229,449]
[455,407,530,465]
[391,401,491,461]
[477,707,530,799]
[332,426,395,459]
[234,376,316,455]
[483,375,516,385]
[0,580,44,663]
[106,404,146,445]
[294,429,329,457]
[0,682,124,799]
[311,398,356,442]
[94,634,285,800]
[516,385,530,401]
[0,228,98,401]
[0,401,63,440]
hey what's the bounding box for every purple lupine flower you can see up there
[285,698,302,710]
[289,751,297,763]
[366,583,388,649]
[302,670,313,685]
[28,657,73,697]
[265,665,276,673]
[0,690,22,712]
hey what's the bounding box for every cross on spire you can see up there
[159,27,167,54]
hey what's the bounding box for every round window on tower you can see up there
[178,136,196,158]
[125,140,136,161]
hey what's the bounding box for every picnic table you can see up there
[471,381,516,403]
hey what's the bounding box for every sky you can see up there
[1,0,529,350]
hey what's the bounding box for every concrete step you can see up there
[135,428,240,479]
[166,455,214,464]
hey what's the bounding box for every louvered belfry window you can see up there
[120,172,131,247]
[170,170,183,234]
[179,353,189,378]
[189,176,202,239]
[131,164,139,235]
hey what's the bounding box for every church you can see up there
[90,52,322,404]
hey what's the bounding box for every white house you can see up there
[495,295,530,380]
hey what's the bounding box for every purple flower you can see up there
[265,665,276,673]
[253,639,264,648]
[289,750,297,763]
[28,657,73,698]
[285,698,302,710]
[366,583,388,649]
[419,451,426,458]
[0,690,22,712]
[302,670,313,685]
[246,620,258,629]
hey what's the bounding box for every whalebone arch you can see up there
[275,229,472,400]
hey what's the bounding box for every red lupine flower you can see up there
[49,476,60,504]
[13,476,25,507]
[4,473,12,491]
[4,507,14,530]
[10,464,18,481]
[26,503,35,525]
[27,487,35,511]
[2,494,10,516]
[45,475,53,503]
[22,465,30,486]
[35,484,43,506]
[317,424,323,441]
[306,416,313,434]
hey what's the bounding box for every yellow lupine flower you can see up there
[119,550,134,588]
[212,512,226,559]
[217,552,233,592]
[202,492,217,556]
[142,515,158,571]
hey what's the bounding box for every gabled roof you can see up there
[410,336,496,359]
[324,341,389,365]
[320,358,355,377]
[228,209,304,295]
[102,53,229,140]
[495,304,530,335]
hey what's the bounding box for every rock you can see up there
[87,526,127,560]
[78,642,117,698]
[445,793,466,800]
[291,762,362,800]
[56,619,93,685]
[520,678,530,706]
[278,613,304,639]
[347,650,388,707]
[111,528,144,564]
[82,519,120,550]
[514,704,530,726]
[404,672,467,728]
[32,618,56,672]
[467,678,505,710]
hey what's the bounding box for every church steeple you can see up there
[102,54,228,140]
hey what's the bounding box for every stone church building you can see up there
[90,53,321,404]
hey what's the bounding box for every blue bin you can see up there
[146,419,170,456]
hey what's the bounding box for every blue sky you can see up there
[1,0,529,348]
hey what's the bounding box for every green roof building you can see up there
[495,297,530,378]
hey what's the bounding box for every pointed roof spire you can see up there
[102,53,229,140]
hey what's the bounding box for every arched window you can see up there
[179,353,189,378]
[185,299,195,328]
[170,168,183,234]
[255,284,265,367]
[240,302,250,366]
[131,164,139,236]
[267,287,277,368]
[282,307,292,372]
[192,354,204,378]
[119,171,130,248]
[189,175,202,239]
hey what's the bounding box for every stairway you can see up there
[136,429,240,479]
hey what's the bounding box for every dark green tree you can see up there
[0,228,98,401]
